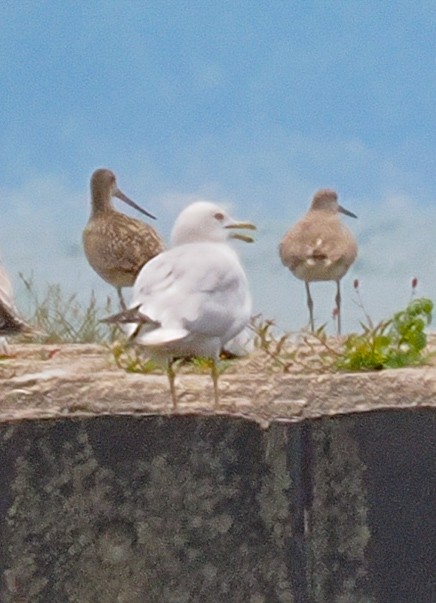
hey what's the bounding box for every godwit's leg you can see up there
[305,281,314,331]
[167,359,178,409]
[116,287,127,311]
[335,280,341,336]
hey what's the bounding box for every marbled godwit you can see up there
[83,169,165,309]
[279,189,357,334]
[103,201,256,408]
[0,261,29,353]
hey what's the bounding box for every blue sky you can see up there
[1,1,436,332]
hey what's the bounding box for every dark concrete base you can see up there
[0,411,434,602]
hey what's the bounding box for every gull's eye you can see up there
[214,212,225,221]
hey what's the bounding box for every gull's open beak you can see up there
[114,188,157,220]
[225,222,256,243]
[338,205,357,219]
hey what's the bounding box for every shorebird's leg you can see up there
[210,359,220,408]
[167,358,178,409]
[0,337,9,356]
[305,281,315,331]
[335,280,341,336]
[116,287,127,311]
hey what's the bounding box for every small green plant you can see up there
[189,356,231,376]
[336,297,433,371]
[108,342,233,377]
[109,340,158,374]
[250,315,295,371]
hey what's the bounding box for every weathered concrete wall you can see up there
[0,416,373,603]
[0,345,435,602]
[1,418,287,602]
[1,412,434,603]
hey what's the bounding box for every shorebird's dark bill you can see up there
[338,205,357,219]
[114,189,157,220]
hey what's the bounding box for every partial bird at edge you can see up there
[0,262,32,354]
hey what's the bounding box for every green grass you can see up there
[249,315,296,372]
[16,273,118,344]
[12,275,435,375]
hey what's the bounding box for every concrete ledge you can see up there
[1,344,435,426]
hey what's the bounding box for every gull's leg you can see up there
[211,359,220,408]
[335,280,341,336]
[116,287,127,311]
[305,281,314,331]
[167,359,178,409]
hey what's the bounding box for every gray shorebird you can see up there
[279,189,358,334]
[83,169,165,309]
[102,201,256,408]
[0,261,30,353]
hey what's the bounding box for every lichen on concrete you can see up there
[309,419,373,603]
[1,417,301,602]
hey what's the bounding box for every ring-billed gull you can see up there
[83,169,165,309]
[279,189,357,334]
[103,201,255,408]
